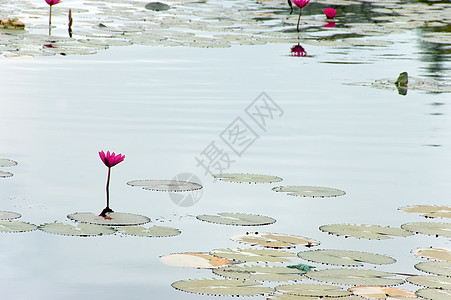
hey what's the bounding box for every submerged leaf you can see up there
[272,186,346,197]
[320,224,413,240]
[213,173,283,184]
[197,212,276,226]
[231,232,319,248]
[415,261,451,277]
[38,222,116,237]
[401,222,451,238]
[210,248,297,263]
[287,264,316,271]
[213,265,306,282]
[407,275,451,289]
[67,212,150,226]
[275,283,352,297]
[127,179,202,192]
[297,249,396,266]
[171,278,274,296]
[161,252,233,268]
[117,225,180,237]
[413,248,451,262]
[306,269,405,286]
[349,286,417,299]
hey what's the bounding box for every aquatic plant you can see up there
[292,0,310,32]
[323,8,336,19]
[98,150,125,217]
[45,0,61,28]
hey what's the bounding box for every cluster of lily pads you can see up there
[0,0,450,57]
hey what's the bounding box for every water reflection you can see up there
[290,43,307,56]
[324,21,336,28]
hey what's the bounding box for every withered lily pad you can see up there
[0,211,21,220]
[161,252,233,268]
[297,249,396,266]
[349,286,417,298]
[414,248,451,262]
[197,212,276,226]
[210,248,297,263]
[272,186,345,198]
[399,205,451,219]
[117,225,180,237]
[401,222,451,238]
[213,265,306,282]
[231,232,319,248]
[171,278,274,296]
[0,220,37,233]
[0,171,13,178]
[127,179,202,192]
[320,224,413,240]
[213,173,282,184]
[415,261,451,277]
[407,275,451,289]
[275,283,352,297]
[0,158,17,167]
[67,212,150,226]
[306,269,405,286]
[416,288,451,300]
[38,222,116,237]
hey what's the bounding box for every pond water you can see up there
[0,0,450,299]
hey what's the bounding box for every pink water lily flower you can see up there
[99,151,125,168]
[292,0,310,8]
[324,7,336,19]
[45,0,61,5]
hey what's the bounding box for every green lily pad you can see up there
[161,252,233,268]
[407,275,451,289]
[38,222,116,237]
[320,224,413,240]
[401,222,451,238]
[197,212,276,226]
[306,269,405,286]
[213,173,283,184]
[414,248,451,262]
[415,261,451,277]
[0,211,21,220]
[213,265,306,282]
[67,212,150,226]
[210,248,297,263]
[117,225,180,237]
[0,158,17,167]
[231,232,319,248]
[0,171,13,178]
[399,205,451,219]
[0,220,37,233]
[272,186,346,198]
[145,2,170,11]
[275,283,352,297]
[416,288,451,300]
[297,249,396,266]
[127,179,202,192]
[171,278,274,296]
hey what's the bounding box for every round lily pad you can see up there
[161,252,233,268]
[275,283,352,297]
[268,294,361,300]
[0,171,13,178]
[306,269,405,286]
[213,265,306,282]
[127,179,202,192]
[272,186,346,197]
[415,261,451,277]
[320,224,413,240]
[0,158,17,167]
[407,275,451,289]
[38,222,116,237]
[414,248,451,262]
[117,225,180,237]
[401,222,451,238]
[231,232,319,248]
[297,249,396,266]
[213,173,283,184]
[349,286,417,298]
[197,212,276,226]
[145,2,170,11]
[0,220,37,233]
[67,212,150,226]
[210,248,297,263]
[416,288,451,300]
[399,205,451,219]
[171,278,274,296]
[0,211,21,220]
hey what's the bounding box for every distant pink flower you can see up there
[292,0,310,9]
[324,7,336,19]
[45,0,61,5]
[99,151,125,168]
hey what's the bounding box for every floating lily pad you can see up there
[320,224,413,240]
[67,212,150,226]
[161,252,233,268]
[349,286,417,298]
[399,205,451,219]
[117,225,180,237]
[210,248,297,263]
[213,173,283,184]
[416,288,451,300]
[145,2,170,11]
[268,294,361,300]
[415,261,451,277]
[0,158,17,167]
[407,275,451,289]
[401,222,451,238]
[38,222,116,237]
[0,211,21,220]
[414,248,451,262]
[275,283,352,297]
[297,249,396,266]
[0,171,13,178]
[306,269,405,286]
[231,232,319,248]
[197,213,276,226]
[272,186,346,198]
[127,179,202,192]
[171,278,274,296]
[0,220,37,233]
[213,265,306,282]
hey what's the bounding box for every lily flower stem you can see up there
[297,9,302,32]
[106,167,111,208]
